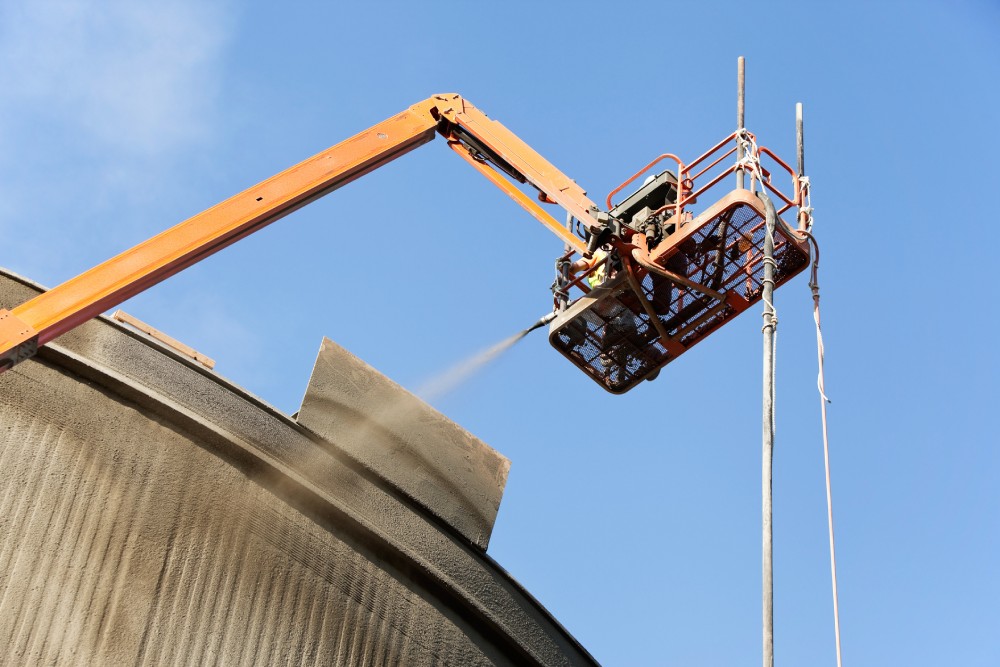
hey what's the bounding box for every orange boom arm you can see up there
[0,94,601,371]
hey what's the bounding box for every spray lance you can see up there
[523,311,557,335]
[415,310,558,400]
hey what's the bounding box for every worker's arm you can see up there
[567,256,596,274]
[0,94,601,371]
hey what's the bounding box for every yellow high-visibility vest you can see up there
[587,250,607,288]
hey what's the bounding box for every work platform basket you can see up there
[549,132,812,393]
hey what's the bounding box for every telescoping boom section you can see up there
[0,94,812,393]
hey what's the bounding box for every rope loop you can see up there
[737,129,764,191]
[798,175,814,231]
[760,191,779,330]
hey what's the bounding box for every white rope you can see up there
[762,230,778,444]
[760,191,779,335]
[761,259,779,332]
[798,176,814,232]
[763,208,777,513]
[813,294,830,404]
[738,130,764,192]
[802,231,842,667]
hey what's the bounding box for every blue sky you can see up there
[2,0,998,664]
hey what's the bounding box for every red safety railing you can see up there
[606,129,806,227]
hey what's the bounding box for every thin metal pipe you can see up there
[796,103,805,177]
[737,57,746,190]
[761,192,776,667]
[796,102,808,230]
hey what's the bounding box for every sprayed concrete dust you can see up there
[296,338,511,550]
[416,329,530,401]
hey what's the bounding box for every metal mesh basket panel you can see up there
[550,200,808,393]
[550,279,670,393]
[650,202,808,345]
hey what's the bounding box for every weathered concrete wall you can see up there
[0,270,598,667]
[298,337,509,550]
[0,360,497,664]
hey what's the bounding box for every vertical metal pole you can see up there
[796,103,807,231]
[737,56,746,189]
[796,103,805,177]
[762,196,776,667]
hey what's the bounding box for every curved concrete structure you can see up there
[0,270,598,666]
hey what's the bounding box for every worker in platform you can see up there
[565,244,670,384]
[566,247,640,375]
[568,248,610,288]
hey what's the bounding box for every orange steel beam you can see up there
[0,94,601,370]
[431,95,601,234]
[447,141,586,253]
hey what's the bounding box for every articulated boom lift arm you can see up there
[0,94,603,371]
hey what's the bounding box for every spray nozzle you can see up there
[525,311,557,334]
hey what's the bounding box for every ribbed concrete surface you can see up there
[0,361,496,665]
[0,269,599,667]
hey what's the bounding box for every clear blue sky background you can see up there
[2,1,998,664]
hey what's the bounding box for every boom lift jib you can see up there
[0,93,813,393]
